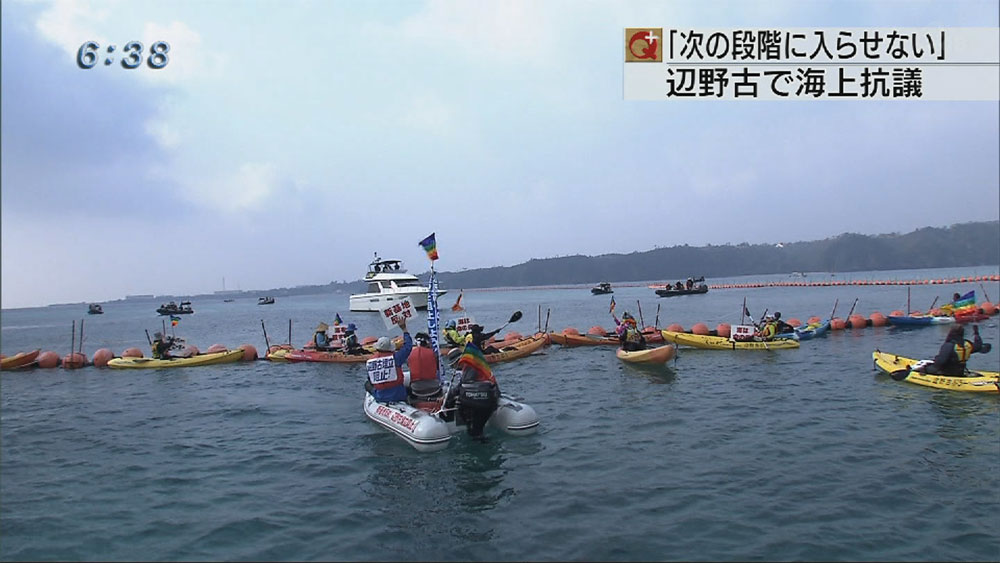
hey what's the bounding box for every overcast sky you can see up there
[2,0,998,309]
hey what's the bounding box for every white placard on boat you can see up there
[379,297,420,331]
[367,355,396,384]
[731,324,756,342]
[451,315,476,335]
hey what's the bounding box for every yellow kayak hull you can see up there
[660,331,800,350]
[872,350,1000,393]
[107,349,244,369]
[616,344,676,364]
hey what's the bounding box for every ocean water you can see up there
[2,266,999,561]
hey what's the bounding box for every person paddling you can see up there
[613,311,646,351]
[916,324,991,376]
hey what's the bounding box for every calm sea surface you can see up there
[2,266,999,561]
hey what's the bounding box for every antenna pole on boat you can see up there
[741,297,747,325]
[79,318,84,355]
[544,308,551,333]
[70,319,76,361]
[288,319,292,346]
[654,303,661,329]
[907,287,911,315]
[261,320,271,353]
[636,300,646,329]
[537,304,542,333]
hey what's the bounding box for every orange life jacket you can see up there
[408,346,438,382]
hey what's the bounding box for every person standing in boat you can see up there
[918,324,990,376]
[613,311,646,351]
[364,319,413,402]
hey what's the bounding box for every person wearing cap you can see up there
[757,315,778,341]
[772,312,795,335]
[465,324,502,354]
[313,322,332,350]
[917,324,990,376]
[612,311,646,351]
[151,331,175,359]
[343,323,365,355]
[408,332,439,384]
[443,319,465,348]
[364,318,412,403]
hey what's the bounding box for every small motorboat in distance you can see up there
[258,296,275,305]
[88,303,104,315]
[591,282,613,295]
[156,301,194,315]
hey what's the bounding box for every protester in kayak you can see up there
[466,324,501,354]
[918,324,991,376]
[772,312,795,335]
[444,319,466,348]
[364,318,413,402]
[313,322,332,350]
[343,323,365,355]
[756,315,778,341]
[151,332,175,359]
[613,311,646,351]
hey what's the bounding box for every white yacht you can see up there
[348,255,446,312]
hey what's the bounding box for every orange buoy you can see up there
[206,344,228,354]
[563,327,580,336]
[889,310,905,317]
[909,310,923,317]
[715,323,731,338]
[807,316,821,324]
[92,348,114,367]
[830,318,846,330]
[787,318,802,327]
[848,314,868,329]
[666,323,685,333]
[587,326,606,336]
[239,344,258,361]
[981,302,997,315]
[869,312,888,327]
[122,347,143,358]
[691,322,710,335]
[61,352,87,369]
[37,351,60,368]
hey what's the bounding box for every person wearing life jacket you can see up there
[444,319,466,348]
[343,323,365,355]
[407,332,442,400]
[613,311,646,351]
[757,315,778,341]
[364,319,412,402]
[773,312,795,335]
[466,324,501,354]
[313,322,332,351]
[151,331,175,359]
[919,324,990,376]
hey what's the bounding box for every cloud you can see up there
[178,162,281,213]
[35,0,115,57]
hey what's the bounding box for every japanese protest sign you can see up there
[379,297,419,331]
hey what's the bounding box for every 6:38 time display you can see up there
[77,41,170,69]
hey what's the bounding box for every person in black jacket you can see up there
[918,324,990,376]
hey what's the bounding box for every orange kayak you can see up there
[1,349,41,370]
[616,344,676,364]
[285,349,374,363]
[550,329,663,347]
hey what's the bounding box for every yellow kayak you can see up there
[871,350,1000,393]
[107,349,244,369]
[616,344,676,364]
[660,330,800,350]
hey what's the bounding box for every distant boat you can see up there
[591,282,613,295]
[87,303,104,315]
[258,296,275,305]
[349,255,444,312]
[157,301,194,315]
[223,298,235,303]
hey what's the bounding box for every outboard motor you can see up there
[457,380,500,439]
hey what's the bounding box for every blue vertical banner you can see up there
[427,267,443,381]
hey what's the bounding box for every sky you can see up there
[2,0,998,309]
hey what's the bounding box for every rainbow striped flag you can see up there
[952,290,977,316]
[333,313,343,326]
[418,233,439,261]
[456,341,492,380]
[170,315,181,326]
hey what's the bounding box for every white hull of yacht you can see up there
[349,289,433,312]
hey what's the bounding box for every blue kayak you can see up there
[887,315,955,326]
[795,319,831,341]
